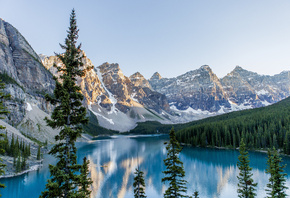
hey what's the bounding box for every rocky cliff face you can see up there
[0,19,54,95]
[129,72,152,89]
[41,56,171,131]
[97,63,170,114]
[0,18,55,127]
[0,18,58,145]
[149,65,230,112]
[220,66,290,108]
[149,65,290,118]
[1,18,290,133]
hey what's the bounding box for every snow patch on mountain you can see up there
[256,89,269,95]
[229,100,252,111]
[26,103,32,111]
[88,103,114,125]
[95,67,117,115]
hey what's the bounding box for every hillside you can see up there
[131,96,290,154]
[175,96,290,153]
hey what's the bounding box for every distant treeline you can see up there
[0,133,31,172]
[0,133,31,158]
[176,97,290,154]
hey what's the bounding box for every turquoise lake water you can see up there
[1,134,290,198]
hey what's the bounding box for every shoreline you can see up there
[180,143,290,157]
[0,163,43,179]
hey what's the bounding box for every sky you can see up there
[1,0,290,79]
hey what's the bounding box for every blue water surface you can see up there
[1,134,290,198]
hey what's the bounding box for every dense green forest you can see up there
[175,97,290,154]
[130,97,290,154]
[0,133,31,172]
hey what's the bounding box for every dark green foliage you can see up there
[0,80,10,196]
[162,128,187,198]
[192,191,199,198]
[133,168,146,198]
[0,134,6,195]
[78,157,93,197]
[82,110,116,136]
[40,9,92,198]
[21,156,27,171]
[6,134,31,173]
[175,97,290,154]
[283,131,290,155]
[0,72,22,89]
[37,145,41,160]
[14,154,27,173]
[15,155,21,173]
[129,121,173,134]
[2,133,30,159]
[265,148,288,198]
[237,139,257,198]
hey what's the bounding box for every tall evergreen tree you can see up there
[15,155,21,173]
[265,148,288,198]
[133,167,146,198]
[0,134,6,196]
[78,157,92,198]
[0,79,10,196]
[283,131,290,155]
[189,191,199,198]
[40,9,92,198]
[162,127,187,198]
[37,145,41,160]
[237,139,257,198]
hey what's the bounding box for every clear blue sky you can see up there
[1,0,290,79]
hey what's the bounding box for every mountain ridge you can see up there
[0,18,289,134]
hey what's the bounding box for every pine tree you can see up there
[10,134,14,157]
[0,79,10,196]
[0,133,6,195]
[133,168,146,198]
[193,191,199,198]
[283,131,290,155]
[162,127,187,198]
[265,148,288,198]
[21,156,27,171]
[78,157,93,198]
[40,9,92,198]
[15,155,21,173]
[37,145,41,160]
[237,139,257,198]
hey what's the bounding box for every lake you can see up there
[1,134,290,198]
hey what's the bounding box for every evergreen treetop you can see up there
[162,127,187,198]
[78,157,93,198]
[265,148,288,198]
[237,139,257,198]
[40,9,92,198]
[133,167,146,198]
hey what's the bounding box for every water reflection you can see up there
[79,135,167,198]
[2,135,290,198]
[79,136,290,198]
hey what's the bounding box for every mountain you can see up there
[149,65,229,111]
[41,55,172,132]
[1,18,290,134]
[149,65,290,122]
[0,18,59,144]
[129,72,152,89]
[0,19,54,94]
[176,95,290,153]
[221,66,290,108]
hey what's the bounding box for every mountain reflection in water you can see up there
[1,134,290,198]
